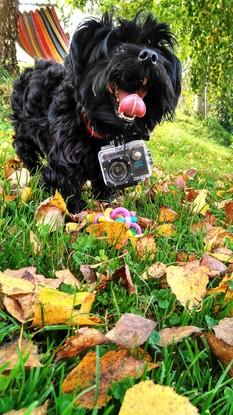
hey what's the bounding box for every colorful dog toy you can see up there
[86,207,142,236]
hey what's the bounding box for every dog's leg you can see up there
[41,165,85,213]
[92,179,117,202]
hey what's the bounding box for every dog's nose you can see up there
[138,48,158,64]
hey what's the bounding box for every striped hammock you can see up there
[17,7,70,62]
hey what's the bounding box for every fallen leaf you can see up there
[20,186,32,202]
[136,235,156,260]
[112,264,136,294]
[204,227,233,251]
[184,188,199,202]
[207,274,233,314]
[4,401,48,415]
[30,231,42,255]
[156,224,176,237]
[62,349,157,408]
[32,287,97,326]
[166,264,209,309]
[95,274,112,291]
[213,318,233,346]
[87,222,134,250]
[4,293,35,322]
[192,189,209,215]
[176,252,197,263]
[106,313,156,348]
[204,333,233,377]
[80,265,97,283]
[4,158,22,178]
[56,327,111,361]
[65,221,86,233]
[138,216,156,230]
[0,338,42,370]
[55,269,81,288]
[0,272,34,295]
[142,262,166,280]
[158,326,202,347]
[225,201,233,224]
[200,253,227,276]
[159,207,178,223]
[35,191,67,232]
[7,168,30,188]
[209,247,233,263]
[216,199,232,209]
[119,380,199,415]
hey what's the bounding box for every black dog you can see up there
[11,13,181,212]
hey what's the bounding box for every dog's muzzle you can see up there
[138,48,158,64]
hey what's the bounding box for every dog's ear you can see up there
[65,14,113,76]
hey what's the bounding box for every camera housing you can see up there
[98,140,152,188]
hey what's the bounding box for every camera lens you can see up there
[108,160,128,182]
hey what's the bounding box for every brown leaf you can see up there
[112,264,136,293]
[200,253,227,276]
[35,191,67,232]
[209,247,233,263]
[4,293,35,322]
[159,207,178,223]
[204,226,233,251]
[213,318,233,346]
[142,262,166,280]
[4,158,23,178]
[5,401,48,415]
[204,333,233,376]
[62,349,157,408]
[55,269,81,288]
[158,326,202,347]
[136,235,157,261]
[56,328,110,361]
[176,252,197,263]
[225,201,233,224]
[138,216,156,230]
[106,313,156,348]
[95,274,112,291]
[80,265,97,283]
[0,338,42,370]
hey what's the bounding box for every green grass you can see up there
[1,76,233,414]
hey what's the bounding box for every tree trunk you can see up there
[0,0,18,74]
[194,86,208,118]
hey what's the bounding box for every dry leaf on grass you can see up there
[86,222,135,249]
[80,265,97,283]
[207,274,233,313]
[0,272,34,295]
[204,333,233,377]
[142,262,166,280]
[138,216,156,230]
[204,226,233,251]
[62,349,157,408]
[35,191,67,232]
[213,318,233,346]
[200,253,227,276]
[166,264,209,309]
[159,206,178,223]
[225,201,233,224]
[7,168,30,189]
[106,313,156,348]
[136,235,156,260]
[156,223,176,237]
[5,401,48,415]
[30,231,42,255]
[119,380,199,415]
[4,293,35,322]
[55,269,81,288]
[0,338,42,370]
[32,287,98,326]
[209,247,233,263]
[158,326,202,347]
[20,186,32,203]
[4,158,23,178]
[112,264,136,293]
[56,327,111,361]
[191,189,209,215]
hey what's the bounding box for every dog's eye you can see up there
[114,46,125,54]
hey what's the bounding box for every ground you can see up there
[0,73,233,415]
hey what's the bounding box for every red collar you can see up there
[82,112,103,139]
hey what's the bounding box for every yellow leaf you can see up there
[86,222,132,249]
[29,231,42,255]
[156,224,176,237]
[136,235,157,260]
[166,264,209,309]
[159,206,178,223]
[192,189,209,215]
[119,380,199,415]
[35,191,67,232]
[32,287,97,326]
[20,186,32,202]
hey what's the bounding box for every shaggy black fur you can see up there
[11,13,181,212]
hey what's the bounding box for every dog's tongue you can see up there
[118,93,146,118]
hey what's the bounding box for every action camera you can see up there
[98,140,152,188]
